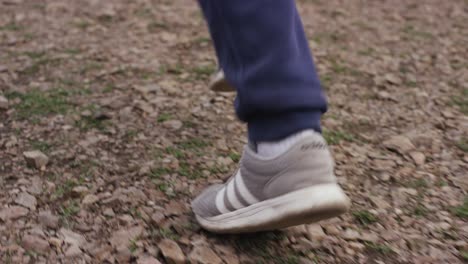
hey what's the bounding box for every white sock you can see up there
[257,129,318,159]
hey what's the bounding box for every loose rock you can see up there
[409,151,425,165]
[0,95,8,109]
[158,239,185,264]
[0,206,29,221]
[163,120,183,131]
[342,229,360,240]
[383,136,415,154]
[65,244,82,258]
[151,211,166,226]
[189,245,223,264]
[59,228,87,247]
[22,235,50,253]
[110,225,144,249]
[306,224,326,241]
[137,255,162,264]
[82,194,99,205]
[15,192,37,210]
[23,150,49,169]
[38,210,59,229]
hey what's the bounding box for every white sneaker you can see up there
[191,131,350,234]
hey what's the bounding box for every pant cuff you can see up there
[247,111,322,142]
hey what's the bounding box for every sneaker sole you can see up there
[195,183,350,234]
[209,71,235,92]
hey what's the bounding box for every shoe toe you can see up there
[191,184,223,218]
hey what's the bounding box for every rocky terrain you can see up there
[0,0,467,263]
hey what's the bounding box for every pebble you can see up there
[23,150,49,169]
[82,194,99,205]
[158,239,186,264]
[72,186,89,196]
[0,206,29,221]
[0,95,8,109]
[65,244,82,258]
[342,229,360,240]
[110,225,144,249]
[323,225,341,236]
[28,176,43,195]
[188,245,223,264]
[409,151,426,165]
[306,224,326,241]
[15,192,37,210]
[383,135,415,154]
[163,120,183,131]
[137,255,162,264]
[103,208,115,217]
[22,235,50,252]
[151,211,166,226]
[0,95,9,110]
[59,228,87,247]
[38,210,59,229]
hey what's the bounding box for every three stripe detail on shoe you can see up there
[215,170,259,214]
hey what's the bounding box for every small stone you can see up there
[323,225,340,236]
[72,186,89,196]
[409,151,425,166]
[342,229,360,240]
[165,200,186,216]
[82,194,99,205]
[163,120,183,131]
[0,206,29,221]
[188,245,223,264]
[348,242,365,251]
[15,192,37,210]
[151,211,166,226]
[359,232,379,243]
[384,73,402,85]
[376,172,391,182]
[297,237,322,251]
[49,237,63,249]
[398,187,418,196]
[65,244,82,258]
[138,255,162,264]
[110,226,144,249]
[370,196,390,209]
[23,150,49,169]
[134,84,159,94]
[118,214,134,225]
[0,95,9,109]
[59,228,87,247]
[158,239,185,264]
[22,235,50,253]
[372,159,396,171]
[286,225,307,237]
[28,176,43,195]
[116,246,132,263]
[383,136,415,154]
[38,210,59,229]
[103,208,115,217]
[306,224,326,241]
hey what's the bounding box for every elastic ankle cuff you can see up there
[247,111,322,142]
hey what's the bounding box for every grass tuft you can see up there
[323,129,355,145]
[7,89,71,119]
[451,197,468,219]
[353,210,378,225]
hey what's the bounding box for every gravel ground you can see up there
[0,0,467,263]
